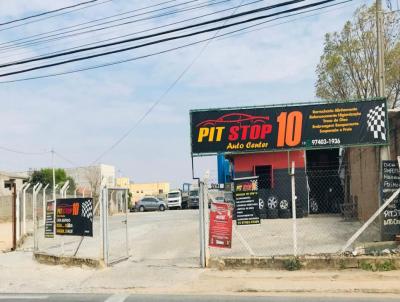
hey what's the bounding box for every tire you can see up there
[267,195,279,209]
[279,208,291,219]
[266,208,279,219]
[139,206,145,212]
[279,199,289,210]
[159,205,166,211]
[259,198,266,211]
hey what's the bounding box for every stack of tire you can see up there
[259,190,305,220]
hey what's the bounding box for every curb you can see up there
[34,252,103,268]
[209,255,400,270]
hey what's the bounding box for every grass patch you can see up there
[283,257,302,271]
[360,260,396,272]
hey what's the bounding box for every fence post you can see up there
[42,184,49,226]
[101,187,109,266]
[291,161,297,256]
[12,182,17,250]
[33,183,43,252]
[199,181,206,268]
[22,183,31,236]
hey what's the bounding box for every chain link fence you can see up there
[206,163,400,260]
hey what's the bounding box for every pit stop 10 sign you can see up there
[190,98,388,155]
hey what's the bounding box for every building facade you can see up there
[115,178,170,203]
[65,164,116,194]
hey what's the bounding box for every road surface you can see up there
[0,294,399,302]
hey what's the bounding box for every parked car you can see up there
[135,196,167,212]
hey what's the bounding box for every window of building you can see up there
[159,189,163,194]
[254,165,273,190]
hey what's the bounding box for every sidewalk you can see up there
[1,251,400,297]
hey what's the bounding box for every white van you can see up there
[167,190,183,209]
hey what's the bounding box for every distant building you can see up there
[116,177,129,188]
[0,171,29,196]
[115,178,170,203]
[65,164,116,194]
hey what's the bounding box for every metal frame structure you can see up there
[101,187,129,266]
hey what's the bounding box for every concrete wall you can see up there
[348,111,400,222]
[348,147,380,221]
[0,195,12,222]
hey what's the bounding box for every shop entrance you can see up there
[306,148,344,214]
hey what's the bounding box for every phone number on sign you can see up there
[311,138,341,146]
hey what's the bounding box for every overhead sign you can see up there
[190,98,388,155]
[209,202,233,248]
[234,176,260,225]
[56,198,93,237]
[381,161,400,241]
[44,200,55,238]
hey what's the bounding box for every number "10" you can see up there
[277,111,303,147]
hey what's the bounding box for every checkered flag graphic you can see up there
[367,103,386,141]
[81,200,93,222]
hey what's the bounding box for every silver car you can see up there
[135,196,167,212]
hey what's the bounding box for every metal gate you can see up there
[101,187,129,265]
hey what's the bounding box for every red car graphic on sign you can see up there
[196,113,270,127]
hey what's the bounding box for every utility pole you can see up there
[376,0,386,98]
[376,0,391,242]
[376,0,390,161]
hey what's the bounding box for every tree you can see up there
[84,166,102,204]
[30,168,76,194]
[315,4,400,108]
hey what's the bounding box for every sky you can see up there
[0,0,377,188]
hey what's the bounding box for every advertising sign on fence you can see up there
[44,200,55,238]
[209,202,233,248]
[381,160,400,241]
[234,176,260,225]
[55,198,93,237]
[190,98,388,155]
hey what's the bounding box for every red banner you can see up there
[209,202,233,249]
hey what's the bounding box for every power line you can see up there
[0,0,211,52]
[0,0,99,26]
[217,0,357,40]
[0,145,50,155]
[0,0,307,72]
[0,0,113,32]
[0,0,177,48]
[91,0,246,164]
[1,0,263,64]
[0,0,351,84]
[90,0,352,164]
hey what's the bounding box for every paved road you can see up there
[0,294,399,302]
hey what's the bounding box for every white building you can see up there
[65,164,115,194]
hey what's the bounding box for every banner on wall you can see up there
[190,98,388,155]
